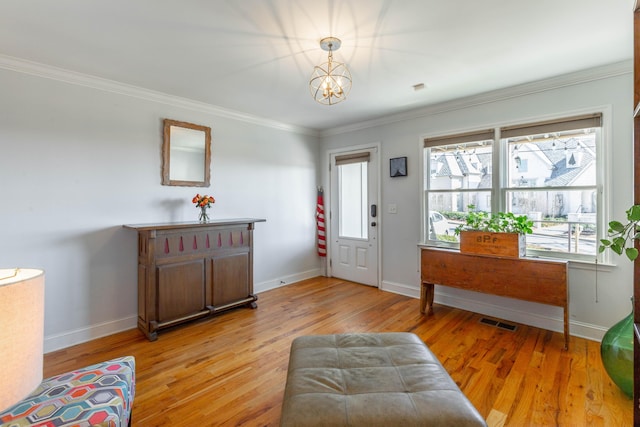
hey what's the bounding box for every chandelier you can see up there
[309,37,352,105]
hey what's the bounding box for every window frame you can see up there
[420,109,611,263]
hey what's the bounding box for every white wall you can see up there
[1,61,632,352]
[320,63,634,341]
[0,67,322,352]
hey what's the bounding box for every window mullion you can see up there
[504,185,598,192]
[493,128,503,214]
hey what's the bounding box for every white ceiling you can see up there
[0,0,633,131]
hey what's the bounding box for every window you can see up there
[423,113,602,260]
[337,152,370,239]
[424,129,494,241]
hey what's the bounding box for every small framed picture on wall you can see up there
[390,156,407,177]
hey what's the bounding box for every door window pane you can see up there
[338,162,368,239]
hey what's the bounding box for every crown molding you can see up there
[321,60,633,137]
[0,54,319,137]
[0,53,630,140]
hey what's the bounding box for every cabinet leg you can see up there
[248,293,258,309]
[138,326,158,342]
[138,320,159,341]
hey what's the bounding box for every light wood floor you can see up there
[44,277,632,426]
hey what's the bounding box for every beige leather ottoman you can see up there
[280,332,486,427]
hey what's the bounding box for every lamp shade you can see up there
[0,268,44,411]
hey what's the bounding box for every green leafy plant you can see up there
[599,205,640,261]
[453,205,534,236]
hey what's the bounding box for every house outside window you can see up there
[423,113,602,261]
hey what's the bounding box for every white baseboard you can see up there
[380,280,420,298]
[570,320,608,342]
[44,268,322,353]
[44,315,137,354]
[381,280,605,342]
[45,273,604,353]
[255,268,322,294]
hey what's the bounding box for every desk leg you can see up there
[420,282,434,315]
[564,305,569,350]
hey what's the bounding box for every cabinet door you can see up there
[157,260,206,322]
[211,252,249,307]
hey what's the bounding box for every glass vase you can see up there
[600,300,634,398]
[198,207,209,223]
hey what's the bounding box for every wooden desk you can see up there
[420,247,569,349]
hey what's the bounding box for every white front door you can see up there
[329,147,379,287]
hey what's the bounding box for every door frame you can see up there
[325,143,382,287]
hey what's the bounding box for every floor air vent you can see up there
[479,317,517,331]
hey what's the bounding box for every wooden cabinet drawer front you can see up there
[155,228,250,259]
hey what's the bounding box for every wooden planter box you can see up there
[459,231,526,258]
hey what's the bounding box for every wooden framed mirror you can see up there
[162,119,211,187]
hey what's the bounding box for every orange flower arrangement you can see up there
[192,194,215,208]
[193,194,215,222]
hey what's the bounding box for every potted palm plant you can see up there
[454,205,534,258]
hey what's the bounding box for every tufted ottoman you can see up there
[280,333,486,427]
[0,356,135,427]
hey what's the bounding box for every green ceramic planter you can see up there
[600,307,634,398]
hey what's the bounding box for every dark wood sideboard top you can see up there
[124,218,266,231]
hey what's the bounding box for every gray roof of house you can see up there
[430,136,594,188]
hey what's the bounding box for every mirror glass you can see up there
[162,119,211,187]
